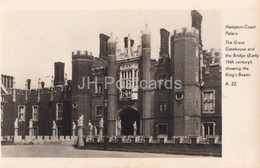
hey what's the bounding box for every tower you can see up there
[140,24,154,136]
[170,26,202,136]
[54,62,65,86]
[107,33,118,136]
[71,51,94,134]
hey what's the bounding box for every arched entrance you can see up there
[118,107,140,136]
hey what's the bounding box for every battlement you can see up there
[2,85,71,103]
[14,86,65,95]
[172,27,199,39]
[72,50,94,60]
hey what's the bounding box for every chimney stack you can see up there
[124,34,134,56]
[99,33,110,60]
[54,62,65,86]
[1,75,14,90]
[191,10,203,44]
[124,37,128,50]
[10,77,13,88]
[41,82,45,89]
[159,28,170,58]
[6,76,10,89]
[27,79,31,90]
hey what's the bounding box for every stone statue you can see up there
[88,120,93,131]
[99,117,104,128]
[117,120,122,129]
[14,118,18,128]
[29,119,33,128]
[72,121,76,136]
[78,114,84,126]
[52,120,56,129]
[94,126,97,135]
[72,122,76,130]
[133,121,137,130]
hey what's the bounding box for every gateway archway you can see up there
[118,107,140,136]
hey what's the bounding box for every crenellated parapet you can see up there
[72,50,94,60]
[13,85,70,97]
[171,27,199,41]
[1,74,72,104]
[1,85,71,107]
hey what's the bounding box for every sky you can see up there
[1,10,221,89]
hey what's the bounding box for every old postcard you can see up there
[0,0,259,168]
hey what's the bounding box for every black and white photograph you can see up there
[1,9,222,158]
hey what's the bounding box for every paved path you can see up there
[1,144,197,158]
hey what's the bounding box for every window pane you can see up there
[209,93,213,100]
[159,104,162,111]
[205,124,209,135]
[204,103,208,111]
[209,124,214,135]
[209,103,213,111]
[57,104,63,119]
[96,106,102,115]
[204,93,208,100]
[34,113,38,120]
[58,112,62,118]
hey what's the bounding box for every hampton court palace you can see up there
[1,10,222,140]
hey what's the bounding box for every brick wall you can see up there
[1,86,72,136]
